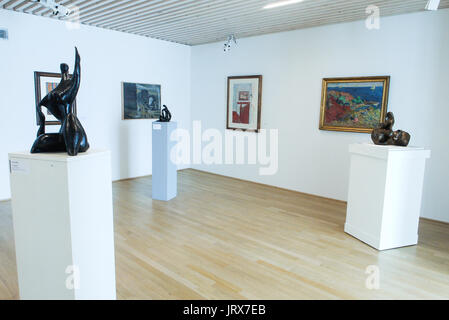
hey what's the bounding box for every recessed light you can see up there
[223,35,237,52]
[31,0,71,16]
[263,0,305,10]
[425,0,440,10]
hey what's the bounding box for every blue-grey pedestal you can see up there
[152,121,177,201]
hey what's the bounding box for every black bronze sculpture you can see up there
[31,48,89,156]
[159,105,172,122]
[371,112,410,147]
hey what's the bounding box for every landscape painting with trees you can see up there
[319,76,390,133]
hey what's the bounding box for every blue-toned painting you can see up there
[319,77,390,133]
[123,82,161,120]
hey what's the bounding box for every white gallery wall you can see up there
[0,9,191,201]
[191,9,449,223]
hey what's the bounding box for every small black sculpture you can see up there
[371,112,410,147]
[159,105,172,122]
[31,48,89,156]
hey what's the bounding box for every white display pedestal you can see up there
[152,121,177,201]
[9,150,116,300]
[345,143,430,251]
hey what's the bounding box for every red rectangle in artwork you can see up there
[232,102,250,124]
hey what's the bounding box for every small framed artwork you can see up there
[34,71,77,126]
[227,75,262,132]
[122,82,161,120]
[319,76,390,133]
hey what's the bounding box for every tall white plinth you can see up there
[152,121,177,201]
[344,143,431,250]
[9,150,116,300]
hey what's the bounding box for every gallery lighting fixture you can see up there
[31,0,71,17]
[263,0,305,9]
[425,0,440,10]
[223,35,237,52]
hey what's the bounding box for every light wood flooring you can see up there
[0,169,448,299]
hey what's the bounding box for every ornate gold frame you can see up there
[319,76,390,133]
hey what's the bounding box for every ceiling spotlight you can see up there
[263,0,305,10]
[425,0,440,10]
[223,35,237,52]
[32,0,72,17]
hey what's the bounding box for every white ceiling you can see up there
[2,0,448,45]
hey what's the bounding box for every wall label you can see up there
[9,159,30,174]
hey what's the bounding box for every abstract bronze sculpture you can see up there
[31,48,89,156]
[371,112,410,147]
[159,105,172,122]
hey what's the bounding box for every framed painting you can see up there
[34,71,77,126]
[227,75,262,133]
[122,82,161,120]
[319,76,390,133]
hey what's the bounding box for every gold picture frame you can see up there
[319,76,390,133]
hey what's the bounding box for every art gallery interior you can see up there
[0,0,448,301]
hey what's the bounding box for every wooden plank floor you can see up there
[0,169,448,300]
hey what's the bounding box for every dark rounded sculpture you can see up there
[371,112,410,147]
[159,105,172,122]
[31,48,89,156]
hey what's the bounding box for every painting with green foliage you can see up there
[320,77,389,133]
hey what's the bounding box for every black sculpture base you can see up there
[31,130,89,156]
[371,129,410,147]
[31,133,66,153]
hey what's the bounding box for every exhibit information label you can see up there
[9,159,30,174]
